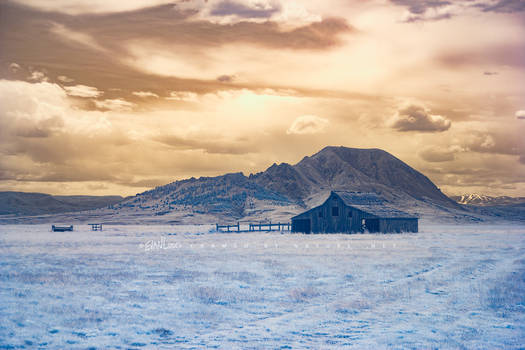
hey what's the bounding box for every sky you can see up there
[0,0,524,197]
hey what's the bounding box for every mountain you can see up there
[451,194,525,206]
[1,147,482,224]
[0,192,125,216]
[121,172,293,220]
[251,146,459,209]
[103,146,462,223]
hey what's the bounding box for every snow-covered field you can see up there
[0,224,524,349]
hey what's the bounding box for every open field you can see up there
[0,224,524,349]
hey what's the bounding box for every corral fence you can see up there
[216,221,291,233]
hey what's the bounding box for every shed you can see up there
[291,191,418,233]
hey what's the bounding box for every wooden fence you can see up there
[216,222,290,233]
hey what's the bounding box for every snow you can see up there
[1,223,524,349]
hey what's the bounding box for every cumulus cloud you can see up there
[179,0,321,26]
[93,98,136,111]
[210,0,281,19]
[217,74,235,83]
[478,0,525,13]
[166,91,199,102]
[286,115,329,135]
[516,110,525,119]
[0,79,137,188]
[0,81,67,132]
[0,80,111,135]
[9,63,21,73]
[27,70,49,82]
[132,91,159,98]
[391,104,452,132]
[391,0,525,22]
[390,0,456,22]
[57,75,74,83]
[464,130,525,157]
[419,147,456,162]
[63,84,103,98]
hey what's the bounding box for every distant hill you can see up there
[9,147,508,224]
[0,192,125,216]
[124,172,292,219]
[451,194,525,206]
[107,146,463,223]
[251,146,459,208]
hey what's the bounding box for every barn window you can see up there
[348,211,352,217]
[332,207,339,216]
[318,211,323,218]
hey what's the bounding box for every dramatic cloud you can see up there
[464,130,525,158]
[155,134,255,155]
[210,0,281,19]
[166,91,199,102]
[391,0,525,22]
[390,0,452,15]
[419,147,456,162]
[9,63,21,73]
[478,0,525,13]
[27,70,48,82]
[63,85,103,98]
[8,0,177,14]
[50,22,107,53]
[57,75,74,83]
[93,98,136,112]
[287,115,329,135]
[132,91,159,98]
[179,0,321,25]
[217,75,236,83]
[390,0,456,22]
[391,105,452,132]
[1,0,525,196]
[439,44,525,69]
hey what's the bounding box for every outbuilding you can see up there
[291,191,418,233]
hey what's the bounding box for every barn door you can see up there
[293,219,311,233]
[364,219,379,233]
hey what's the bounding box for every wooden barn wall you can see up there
[292,192,419,234]
[378,218,418,233]
[292,193,370,233]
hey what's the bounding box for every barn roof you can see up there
[291,191,418,220]
[333,191,417,219]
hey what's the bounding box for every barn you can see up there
[291,191,418,233]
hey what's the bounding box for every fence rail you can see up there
[216,222,290,233]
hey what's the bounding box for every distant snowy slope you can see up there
[451,193,525,206]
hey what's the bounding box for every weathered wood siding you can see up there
[292,192,369,233]
[378,218,418,233]
[291,192,419,234]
